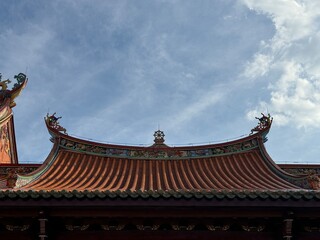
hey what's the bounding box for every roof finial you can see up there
[153,129,165,144]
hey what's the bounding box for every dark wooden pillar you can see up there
[38,211,48,240]
[282,212,294,240]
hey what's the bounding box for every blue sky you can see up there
[1,0,320,164]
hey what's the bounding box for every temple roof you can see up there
[13,114,316,199]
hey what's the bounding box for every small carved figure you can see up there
[308,174,320,190]
[212,148,224,154]
[251,113,272,134]
[65,141,75,148]
[0,74,10,101]
[14,73,26,84]
[46,113,67,134]
[242,142,252,149]
[13,73,26,88]
[255,113,271,127]
[75,143,87,151]
[6,169,17,188]
[47,112,62,125]
[0,79,11,91]
[56,125,67,134]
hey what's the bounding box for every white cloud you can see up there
[241,0,320,128]
[243,53,272,78]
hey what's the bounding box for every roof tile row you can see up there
[1,189,319,200]
[17,148,304,192]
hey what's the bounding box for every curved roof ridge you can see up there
[44,114,272,151]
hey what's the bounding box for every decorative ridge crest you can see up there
[46,112,67,134]
[251,113,273,134]
[0,73,28,108]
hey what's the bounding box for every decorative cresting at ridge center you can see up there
[153,129,165,145]
[44,114,276,159]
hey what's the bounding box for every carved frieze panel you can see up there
[172,224,195,231]
[59,137,259,160]
[101,224,125,231]
[136,224,160,230]
[5,225,30,231]
[65,225,90,231]
[206,224,230,231]
[241,224,265,232]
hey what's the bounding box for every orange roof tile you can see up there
[19,149,301,191]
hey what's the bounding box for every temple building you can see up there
[0,73,320,240]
